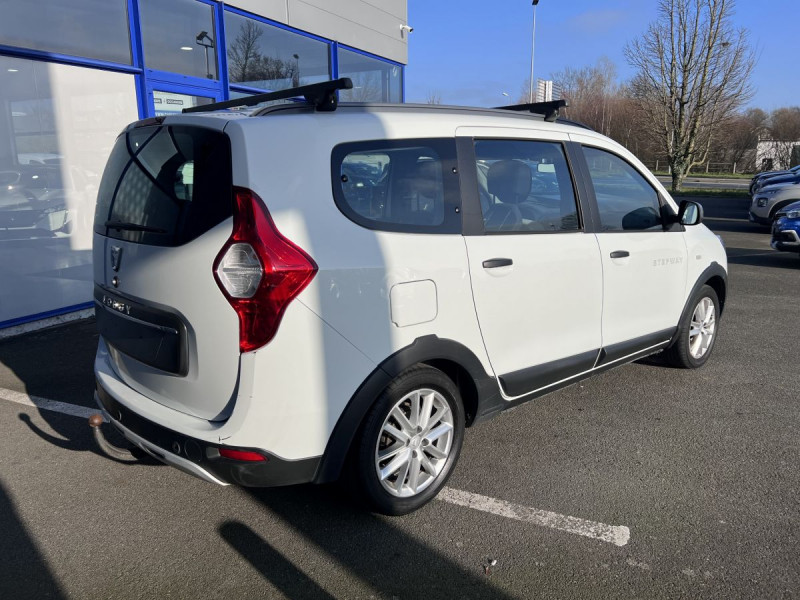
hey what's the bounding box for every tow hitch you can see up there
[88,413,137,462]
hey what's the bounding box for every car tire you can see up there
[664,285,720,369]
[353,365,465,516]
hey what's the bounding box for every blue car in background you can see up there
[771,200,800,257]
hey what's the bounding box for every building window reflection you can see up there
[225,13,330,91]
[338,48,402,103]
[0,0,131,65]
[0,55,138,324]
[139,0,218,80]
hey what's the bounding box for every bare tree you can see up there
[709,107,766,172]
[228,21,296,88]
[551,57,619,136]
[227,20,264,83]
[625,0,755,190]
[425,90,442,105]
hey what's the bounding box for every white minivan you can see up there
[92,80,727,515]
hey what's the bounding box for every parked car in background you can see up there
[750,180,800,226]
[0,164,97,240]
[751,170,800,195]
[750,164,800,195]
[771,200,800,256]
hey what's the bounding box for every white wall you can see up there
[756,140,800,171]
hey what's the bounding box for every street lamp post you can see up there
[292,53,300,88]
[195,31,215,79]
[529,0,540,103]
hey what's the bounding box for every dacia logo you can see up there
[111,246,123,272]
[652,257,684,267]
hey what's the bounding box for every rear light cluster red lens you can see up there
[214,187,317,352]
[218,448,267,462]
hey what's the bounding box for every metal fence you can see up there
[643,160,747,175]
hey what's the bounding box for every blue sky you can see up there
[406,0,797,111]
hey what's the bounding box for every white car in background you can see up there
[749,180,800,226]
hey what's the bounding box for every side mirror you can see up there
[678,200,703,226]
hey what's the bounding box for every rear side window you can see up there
[94,125,232,246]
[474,139,580,233]
[331,139,461,233]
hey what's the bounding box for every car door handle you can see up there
[610,250,630,259]
[482,258,513,269]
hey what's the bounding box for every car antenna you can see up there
[182,78,354,114]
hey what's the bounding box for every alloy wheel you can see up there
[374,388,454,498]
[689,297,716,359]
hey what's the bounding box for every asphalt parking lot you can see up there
[0,196,797,599]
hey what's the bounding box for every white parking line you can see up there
[1,387,630,545]
[438,487,630,547]
[0,386,101,420]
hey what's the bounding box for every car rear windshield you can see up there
[94,124,232,246]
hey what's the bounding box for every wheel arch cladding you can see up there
[706,274,727,315]
[421,358,479,427]
[313,335,494,484]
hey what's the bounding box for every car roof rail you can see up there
[493,99,569,122]
[555,117,594,131]
[182,77,353,114]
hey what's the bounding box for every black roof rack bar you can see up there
[182,77,353,114]
[493,99,569,122]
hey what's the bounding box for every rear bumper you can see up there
[95,381,320,487]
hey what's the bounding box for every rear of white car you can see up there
[92,96,728,514]
[92,109,489,491]
[92,114,338,485]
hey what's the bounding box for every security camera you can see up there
[400,24,413,33]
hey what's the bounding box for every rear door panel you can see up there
[457,130,603,399]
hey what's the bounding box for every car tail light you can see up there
[218,448,267,462]
[214,187,317,352]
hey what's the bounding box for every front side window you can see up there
[225,12,331,91]
[337,48,402,103]
[332,139,460,233]
[583,146,663,231]
[474,140,580,233]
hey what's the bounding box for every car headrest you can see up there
[487,160,531,204]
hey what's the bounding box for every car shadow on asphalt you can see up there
[0,318,159,464]
[703,219,767,235]
[725,247,800,269]
[224,484,517,600]
[0,482,66,599]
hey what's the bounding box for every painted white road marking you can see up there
[0,386,102,420]
[0,388,630,546]
[438,487,630,547]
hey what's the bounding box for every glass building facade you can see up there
[0,0,405,329]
